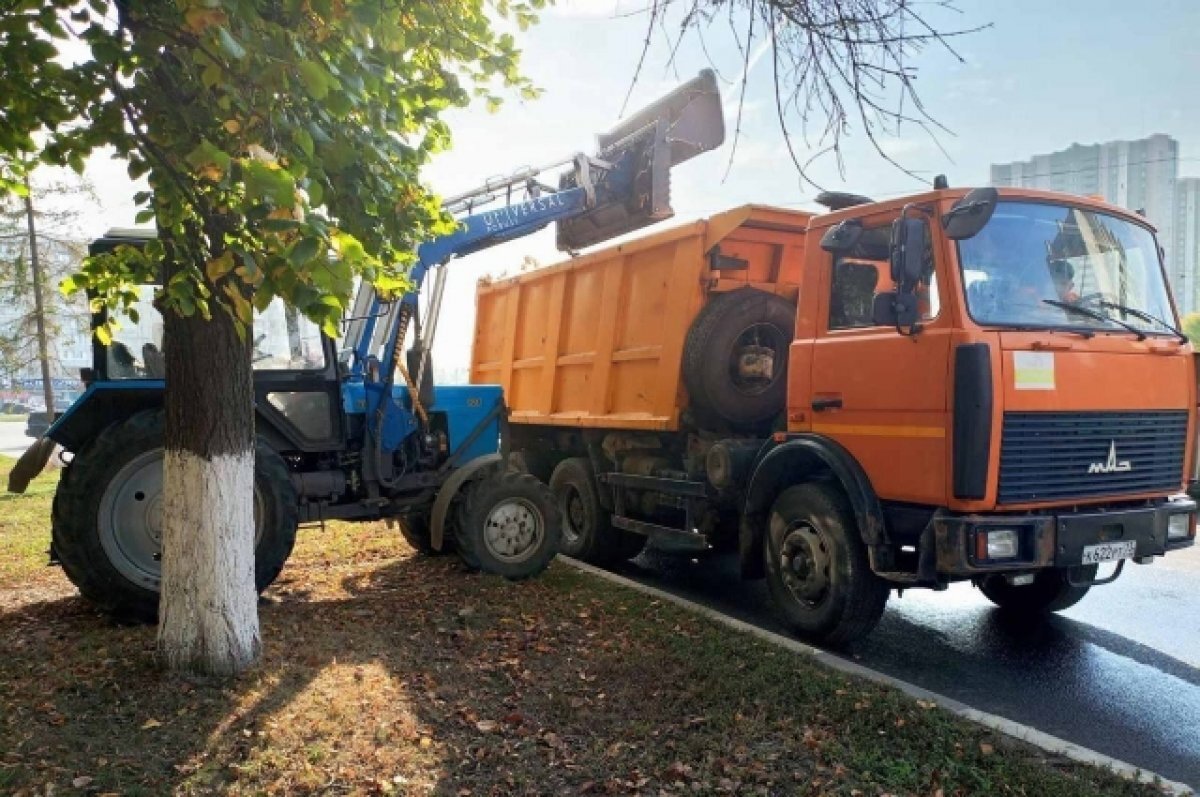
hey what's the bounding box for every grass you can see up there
[0,455,1179,796]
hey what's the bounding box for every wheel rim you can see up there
[483,497,544,564]
[561,486,587,547]
[726,322,787,397]
[778,522,831,607]
[98,451,265,590]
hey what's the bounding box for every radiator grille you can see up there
[998,411,1187,504]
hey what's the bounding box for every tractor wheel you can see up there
[764,482,890,646]
[51,410,298,623]
[397,511,451,557]
[457,470,561,580]
[549,457,643,564]
[683,288,795,429]
[978,567,1095,614]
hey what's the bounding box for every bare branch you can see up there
[626,0,989,188]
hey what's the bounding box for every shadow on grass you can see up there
[0,549,669,795]
[0,544,1179,797]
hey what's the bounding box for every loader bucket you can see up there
[557,70,725,251]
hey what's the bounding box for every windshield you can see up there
[957,201,1175,335]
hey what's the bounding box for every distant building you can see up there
[990,134,1200,313]
[1177,178,1200,315]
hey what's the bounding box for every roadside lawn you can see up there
[0,457,1175,796]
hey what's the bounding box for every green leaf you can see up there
[288,236,322,266]
[298,60,331,99]
[307,179,324,207]
[294,127,314,159]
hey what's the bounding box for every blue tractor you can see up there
[7,72,725,621]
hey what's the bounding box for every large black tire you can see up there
[978,566,1095,614]
[764,482,890,646]
[397,511,451,557]
[683,288,796,429]
[457,470,562,580]
[549,457,644,564]
[51,410,299,623]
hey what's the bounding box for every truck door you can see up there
[808,210,953,505]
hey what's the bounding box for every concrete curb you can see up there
[559,556,1196,797]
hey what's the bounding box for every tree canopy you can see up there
[1,0,545,339]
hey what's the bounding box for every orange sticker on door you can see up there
[1013,351,1054,390]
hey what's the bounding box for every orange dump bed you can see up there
[470,205,813,431]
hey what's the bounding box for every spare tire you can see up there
[683,288,795,428]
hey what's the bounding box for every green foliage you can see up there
[1182,312,1200,346]
[0,0,548,338]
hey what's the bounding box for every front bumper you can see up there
[931,495,1196,578]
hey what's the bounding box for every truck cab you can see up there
[743,186,1195,631]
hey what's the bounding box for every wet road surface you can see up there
[608,543,1200,790]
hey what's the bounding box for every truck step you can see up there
[611,515,710,552]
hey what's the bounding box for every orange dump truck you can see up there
[471,186,1198,644]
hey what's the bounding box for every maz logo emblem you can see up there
[1088,441,1132,474]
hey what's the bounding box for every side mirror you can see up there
[890,216,928,287]
[942,187,998,240]
[872,292,919,328]
[820,219,863,253]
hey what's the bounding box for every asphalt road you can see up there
[0,420,34,459]
[610,541,1200,790]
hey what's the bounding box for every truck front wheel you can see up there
[458,470,562,579]
[978,567,1095,614]
[764,483,890,646]
[51,410,298,622]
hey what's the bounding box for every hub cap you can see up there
[483,498,544,564]
[779,522,831,606]
[98,451,265,590]
[728,322,787,396]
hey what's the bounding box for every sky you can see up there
[65,0,1200,376]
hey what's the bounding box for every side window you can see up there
[107,285,165,379]
[829,261,881,329]
[252,299,326,371]
[827,220,938,330]
[267,392,333,440]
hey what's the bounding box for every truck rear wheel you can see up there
[978,567,1095,614]
[458,470,562,579]
[683,288,795,429]
[764,483,890,646]
[51,410,298,623]
[549,457,644,564]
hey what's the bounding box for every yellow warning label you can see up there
[1013,351,1054,390]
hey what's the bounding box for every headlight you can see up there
[1167,513,1194,541]
[975,528,1020,561]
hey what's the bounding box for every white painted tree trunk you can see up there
[156,449,260,676]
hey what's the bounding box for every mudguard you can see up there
[429,453,503,551]
[740,435,887,578]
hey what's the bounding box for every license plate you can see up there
[1081,540,1136,565]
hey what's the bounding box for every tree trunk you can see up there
[22,178,55,418]
[156,261,259,676]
